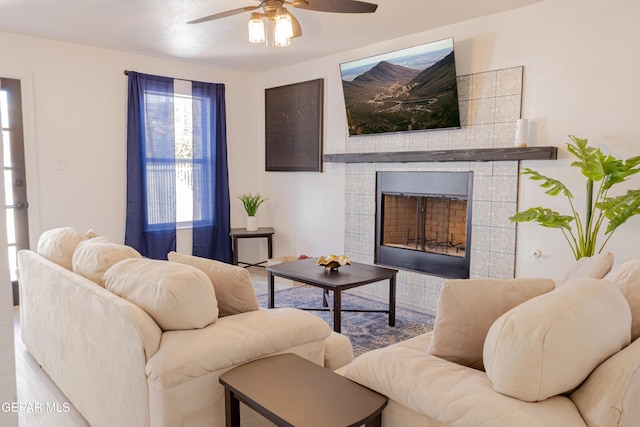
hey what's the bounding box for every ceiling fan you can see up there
[188,0,378,47]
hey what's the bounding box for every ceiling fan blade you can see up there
[288,11,303,38]
[187,5,260,24]
[291,0,377,14]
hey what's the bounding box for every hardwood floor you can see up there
[13,308,89,427]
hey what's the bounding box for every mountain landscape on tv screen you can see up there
[341,50,460,135]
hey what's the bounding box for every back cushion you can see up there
[570,337,640,427]
[72,238,142,285]
[604,256,640,341]
[104,258,219,331]
[556,252,614,287]
[37,227,84,270]
[483,278,631,402]
[167,251,259,317]
[428,278,555,370]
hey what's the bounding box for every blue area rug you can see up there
[257,285,434,356]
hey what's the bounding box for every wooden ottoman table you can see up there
[219,353,387,427]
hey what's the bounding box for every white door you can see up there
[0,78,29,306]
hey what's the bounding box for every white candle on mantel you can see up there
[514,119,529,147]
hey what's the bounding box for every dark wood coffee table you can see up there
[266,257,398,332]
[219,353,387,427]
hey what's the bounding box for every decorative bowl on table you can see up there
[317,255,351,271]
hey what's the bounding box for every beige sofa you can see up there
[342,255,640,427]
[18,227,353,427]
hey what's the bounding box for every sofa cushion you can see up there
[570,336,640,427]
[556,252,614,287]
[104,258,219,331]
[167,251,259,317]
[72,238,142,285]
[604,256,640,341]
[428,278,555,370]
[37,227,84,270]
[324,331,354,371]
[344,333,588,426]
[483,278,631,402]
[146,307,332,388]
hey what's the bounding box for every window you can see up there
[143,87,195,228]
[174,92,194,225]
[125,71,231,261]
[1,79,29,288]
[143,82,213,228]
[0,90,16,280]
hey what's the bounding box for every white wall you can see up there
[260,0,640,282]
[0,31,262,248]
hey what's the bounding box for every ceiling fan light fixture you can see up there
[274,34,290,47]
[274,7,293,46]
[273,30,290,47]
[248,12,266,43]
[192,0,378,48]
[275,7,293,38]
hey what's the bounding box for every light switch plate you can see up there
[55,158,69,170]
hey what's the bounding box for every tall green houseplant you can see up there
[510,135,640,260]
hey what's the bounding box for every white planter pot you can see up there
[246,216,258,231]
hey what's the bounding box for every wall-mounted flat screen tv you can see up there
[339,37,460,136]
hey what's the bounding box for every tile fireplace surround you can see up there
[341,66,525,314]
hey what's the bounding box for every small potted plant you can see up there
[238,193,267,231]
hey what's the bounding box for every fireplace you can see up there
[375,171,473,278]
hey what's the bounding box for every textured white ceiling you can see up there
[0,0,544,72]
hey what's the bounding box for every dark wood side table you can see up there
[219,353,387,427]
[229,227,274,268]
[266,257,398,333]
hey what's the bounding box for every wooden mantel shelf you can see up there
[323,146,558,163]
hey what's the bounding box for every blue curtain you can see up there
[191,82,232,262]
[125,72,177,259]
[125,72,231,262]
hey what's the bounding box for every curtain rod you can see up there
[124,70,182,80]
[123,70,187,81]
[123,70,210,84]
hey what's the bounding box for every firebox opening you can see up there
[375,171,473,279]
[382,194,467,258]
